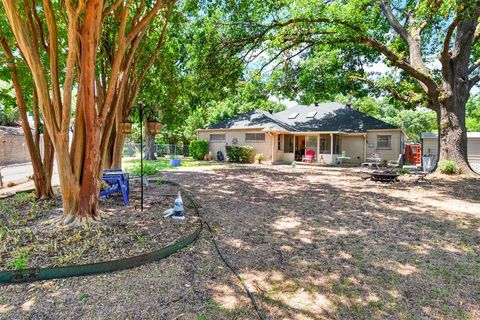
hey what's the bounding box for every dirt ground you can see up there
[0,165,479,319]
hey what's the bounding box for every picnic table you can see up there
[100,169,129,205]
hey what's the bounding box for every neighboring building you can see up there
[197,102,405,165]
[0,126,32,165]
[421,132,480,173]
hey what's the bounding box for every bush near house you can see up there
[189,139,209,160]
[226,145,254,163]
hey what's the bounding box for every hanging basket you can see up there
[146,120,162,134]
[120,121,133,134]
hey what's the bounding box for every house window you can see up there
[377,135,392,149]
[278,135,282,151]
[284,134,294,152]
[210,133,225,142]
[245,133,265,142]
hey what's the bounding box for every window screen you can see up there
[210,134,225,141]
[377,135,392,149]
[245,133,265,141]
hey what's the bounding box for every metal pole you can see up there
[140,103,144,212]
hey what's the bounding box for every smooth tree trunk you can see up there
[0,31,54,198]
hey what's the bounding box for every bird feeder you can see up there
[146,120,162,135]
[120,120,133,134]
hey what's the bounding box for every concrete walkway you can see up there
[0,162,59,197]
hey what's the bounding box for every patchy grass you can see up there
[122,157,217,175]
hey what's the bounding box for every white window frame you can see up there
[209,133,226,142]
[377,135,392,150]
[245,133,265,142]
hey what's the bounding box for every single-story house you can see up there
[197,102,406,165]
[421,132,480,173]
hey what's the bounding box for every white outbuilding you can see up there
[421,132,480,173]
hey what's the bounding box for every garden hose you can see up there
[0,179,264,320]
[164,180,265,320]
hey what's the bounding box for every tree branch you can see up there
[349,75,426,106]
[379,0,411,44]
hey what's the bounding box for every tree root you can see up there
[44,210,105,228]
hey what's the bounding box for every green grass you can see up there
[122,157,216,175]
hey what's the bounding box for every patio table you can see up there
[336,156,351,166]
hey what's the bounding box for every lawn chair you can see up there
[387,154,404,168]
[100,169,129,205]
[302,149,315,163]
[415,155,435,184]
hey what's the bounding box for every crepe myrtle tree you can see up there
[1,0,175,224]
[0,25,55,199]
[222,0,480,174]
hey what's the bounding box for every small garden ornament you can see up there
[163,191,185,220]
[173,191,185,220]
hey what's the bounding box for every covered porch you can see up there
[273,132,367,165]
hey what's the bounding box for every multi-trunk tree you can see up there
[0,28,55,199]
[220,0,480,174]
[1,0,175,224]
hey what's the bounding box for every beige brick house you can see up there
[197,102,405,165]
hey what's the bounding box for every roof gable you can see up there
[204,102,398,132]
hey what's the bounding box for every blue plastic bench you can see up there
[100,169,129,205]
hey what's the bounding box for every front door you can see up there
[295,136,306,161]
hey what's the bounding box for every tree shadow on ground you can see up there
[175,168,480,319]
[1,167,478,319]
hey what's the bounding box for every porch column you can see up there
[317,134,320,163]
[330,133,334,164]
[293,135,296,161]
[271,133,275,164]
[363,134,367,162]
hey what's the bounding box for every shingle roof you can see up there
[204,102,398,132]
[205,110,295,132]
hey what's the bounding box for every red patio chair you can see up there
[302,149,315,163]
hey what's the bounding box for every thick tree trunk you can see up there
[112,130,126,168]
[144,124,157,160]
[436,100,473,175]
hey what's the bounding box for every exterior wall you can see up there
[198,129,274,162]
[341,135,364,164]
[422,138,438,155]
[422,136,480,173]
[366,130,403,162]
[0,127,37,165]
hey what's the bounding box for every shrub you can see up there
[397,168,410,175]
[255,153,264,164]
[438,160,457,174]
[189,140,209,160]
[226,145,254,163]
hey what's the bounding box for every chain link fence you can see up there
[123,143,189,158]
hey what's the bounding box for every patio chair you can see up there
[387,154,404,168]
[415,155,436,184]
[361,153,382,170]
[302,149,315,163]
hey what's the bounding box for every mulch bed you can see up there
[0,180,199,270]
